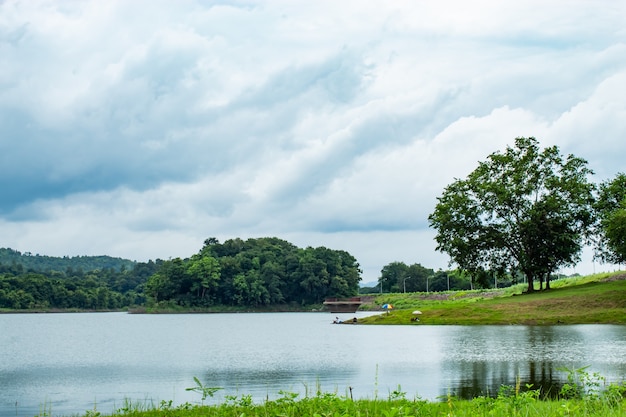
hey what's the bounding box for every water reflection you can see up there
[0,314,624,416]
[447,360,563,398]
[442,325,626,399]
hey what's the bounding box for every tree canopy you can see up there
[1,238,362,310]
[375,261,473,293]
[0,258,156,310]
[594,173,626,264]
[144,237,362,308]
[0,248,136,273]
[428,137,595,292]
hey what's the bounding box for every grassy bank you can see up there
[358,272,626,325]
[90,397,626,417]
[38,375,626,417]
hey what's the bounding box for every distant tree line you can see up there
[144,237,362,308]
[0,237,363,310]
[360,261,572,295]
[360,262,473,294]
[0,248,136,274]
[0,258,158,310]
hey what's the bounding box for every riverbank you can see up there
[127,302,325,314]
[357,272,626,325]
[36,380,626,417]
[2,272,624,321]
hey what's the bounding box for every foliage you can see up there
[144,237,362,308]
[185,377,222,403]
[0,238,362,311]
[428,137,596,293]
[558,366,626,412]
[491,376,541,416]
[0,247,136,274]
[374,263,475,294]
[0,260,157,310]
[0,247,161,310]
[594,173,626,264]
[378,262,433,293]
[379,261,410,293]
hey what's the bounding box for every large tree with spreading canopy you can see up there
[428,137,595,292]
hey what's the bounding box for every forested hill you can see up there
[0,247,136,274]
[0,238,362,311]
[144,237,363,308]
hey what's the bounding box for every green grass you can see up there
[103,397,626,417]
[36,375,626,417]
[359,271,626,325]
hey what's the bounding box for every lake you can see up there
[1,312,625,416]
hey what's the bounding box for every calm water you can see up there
[1,312,625,416]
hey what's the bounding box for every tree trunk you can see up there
[526,277,535,292]
[545,273,551,290]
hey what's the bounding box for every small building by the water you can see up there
[323,297,362,313]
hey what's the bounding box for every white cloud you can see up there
[2,0,625,279]
[548,71,626,179]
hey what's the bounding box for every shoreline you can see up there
[2,273,624,324]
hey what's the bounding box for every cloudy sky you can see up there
[1,1,625,282]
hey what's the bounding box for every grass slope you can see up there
[359,272,626,325]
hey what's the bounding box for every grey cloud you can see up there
[2,0,625,278]
[231,50,368,114]
[0,46,374,216]
[315,219,413,234]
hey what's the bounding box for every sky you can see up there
[1,0,625,283]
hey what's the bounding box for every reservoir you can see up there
[1,312,625,416]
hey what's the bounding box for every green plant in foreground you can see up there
[28,370,626,417]
[388,385,406,401]
[185,377,222,403]
[493,376,541,416]
[35,392,626,417]
[558,366,626,405]
[224,393,253,407]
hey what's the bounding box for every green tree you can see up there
[297,248,330,304]
[187,255,221,303]
[428,137,595,292]
[604,210,626,263]
[143,237,361,308]
[379,262,408,293]
[429,270,451,292]
[311,247,361,299]
[594,173,626,264]
[406,263,434,292]
[260,261,286,304]
[231,273,248,306]
[145,258,187,304]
